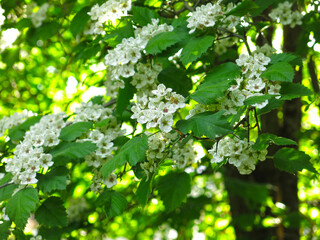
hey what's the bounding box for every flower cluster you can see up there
[218,52,282,114]
[104,19,173,81]
[269,1,303,28]
[131,84,185,133]
[131,62,162,90]
[0,28,20,52]
[28,3,50,27]
[187,1,241,33]
[73,103,125,192]
[208,136,267,174]
[83,118,124,168]
[141,131,178,180]
[214,37,236,55]
[0,5,5,30]
[90,170,118,193]
[87,0,131,35]
[67,197,89,223]
[172,139,198,169]
[4,113,66,186]
[0,110,35,137]
[74,101,112,123]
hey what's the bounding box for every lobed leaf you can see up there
[6,188,39,229]
[261,62,294,82]
[157,172,191,212]
[59,121,93,141]
[176,111,233,139]
[252,133,297,151]
[145,31,182,55]
[280,82,313,100]
[158,66,192,97]
[101,134,148,177]
[180,35,214,66]
[273,148,317,174]
[50,141,97,164]
[97,191,127,218]
[35,197,68,227]
[37,167,68,193]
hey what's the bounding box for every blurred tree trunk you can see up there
[225,17,302,240]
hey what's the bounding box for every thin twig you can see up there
[103,98,117,107]
[0,181,13,189]
[216,27,252,55]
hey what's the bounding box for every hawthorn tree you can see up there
[0,0,320,239]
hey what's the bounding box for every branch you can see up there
[307,55,319,93]
[0,181,13,189]
[216,27,252,55]
[103,98,117,107]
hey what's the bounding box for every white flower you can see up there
[159,114,174,133]
[268,84,281,95]
[0,28,20,52]
[269,1,303,28]
[30,3,50,27]
[103,173,117,188]
[0,5,5,29]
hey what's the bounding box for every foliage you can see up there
[0,0,319,239]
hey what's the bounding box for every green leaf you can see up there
[59,122,93,141]
[136,177,152,206]
[103,19,134,47]
[115,79,136,116]
[0,173,13,186]
[101,134,148,177]
[96,118,111,128]
[9,116,42,141]
[252,0,278,16]
[205,62,241,82]
[132,6,160,26]
[0,183,17,202]
[252,133,297,151]
[226,0,259,16]
[280,82,313,100]
[37,167,68,193]
[70,7,91,37]
[176,111,233,139]
[145,31,182,55]
[27,22,60,44]
[158,66,192,97]
[225,178,269,206]
[35,197,67,227]
[191,79,234,105]
[12,229,26,240]
[261,62,294,82]
[0,221,11,240]
[6,188,39,229]
[257,98,284,115]
[38,227,63,240]
[50,141,97,164]
[157,172,191,212]
[180,35,214,66]
[75,43,101,60]
[97,191,127,218]
[270,53,302,66]
[274,148,317,174]
[244,95,273,106]
[191,62,240,104]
